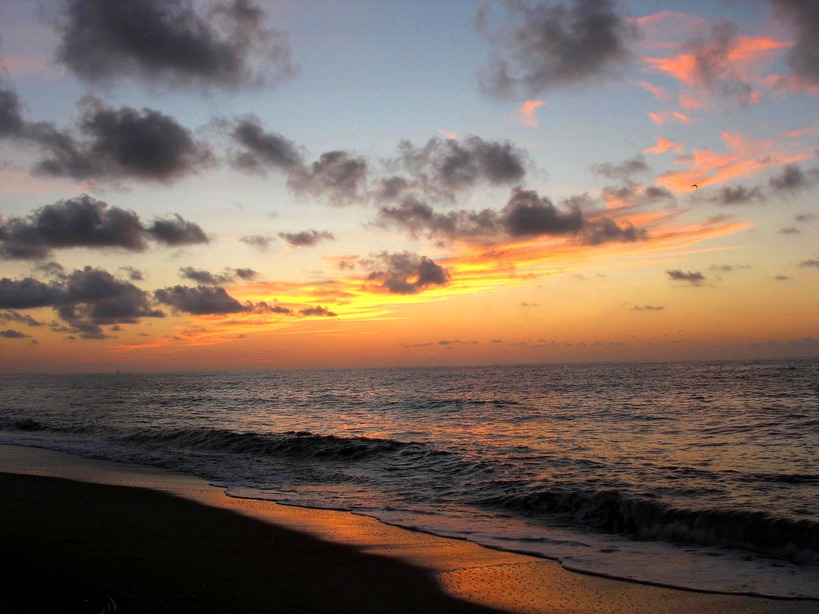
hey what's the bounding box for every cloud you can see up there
[362,251,451,294]
[477,0,637,98]
[287,151,369,205]
[230,115,303,173]
[0,329,29,339]
[279,230,335,247]
[591,155,649,180]
[120,266,144,281]
[437,129,457,139]
[798,259,819,268]
[0,267,164,339]
[145,214,210,246]
[34,100,213,182]
[179,267,259,284]
[502,187,585,236]
[240,234,274,250]
[375,187,648,247]
[52,0,297,89]
[0,310,45,327]
[388,135,529,202]
[519,99,545,126]
[0,195,211,260]
[768,164,819,193]
[632,305,664,311]
[644,137,684,155]
[648,111,694,126]
[666,269,706,286]
[701,184,765,206]
[299,305,337,317]
[0,84,25,137]
[154,285,248,315]
[767,0,819,87]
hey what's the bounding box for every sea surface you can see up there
[1,359,817,599]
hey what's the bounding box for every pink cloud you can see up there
[437,129,457,140]
[644,137,685,155]
[648,111,694,126]
[518,100,545,127]
[630,80,670,101]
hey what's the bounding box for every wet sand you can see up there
[1,445,816,613]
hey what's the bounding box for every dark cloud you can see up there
[230,116,303,173]
[579,217,647,245]
[476,0,636,99]
[768,164,819,193]
[253,301,291,315]
[591,155,649,180]
[146,214,209,246]
[154,285,248,315]
[1,310,45,327]
[632,305,664,311]
[795,213,817,224]
[685,20,756,105]
[798,259,819,268]
[778,227,799,235]
[279,230,335,247]
[0,267,163,339]
[363,252,451,295]
[178,266,259,284]
[391,136,529,200]
[502,188,585,236]
[120,266,144,281]
[34,101,213,182]
[0,329,28,339]
[287,151,369,205]
[240,234,274,249]
[0,84,25,137]
[299,305,337,317]
[376,187,648,247]
[767,0,819,86]
[666,270,706,286]
[703,185,765,206]
[53,0,297,89]
[0,196,209,259]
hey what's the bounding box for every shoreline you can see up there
[2,444,817,613]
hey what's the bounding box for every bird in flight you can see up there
[692,184,698,189]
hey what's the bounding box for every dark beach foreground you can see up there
[1,446,817,613]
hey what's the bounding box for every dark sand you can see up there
[0,471,496,613]
[2,446,817,613]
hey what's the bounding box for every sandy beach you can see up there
[1,445,816,613]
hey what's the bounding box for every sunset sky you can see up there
[1,0,817,373]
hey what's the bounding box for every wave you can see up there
[117,427,443,462]
[481,488,819,563]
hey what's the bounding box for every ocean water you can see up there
[1,359,817,599]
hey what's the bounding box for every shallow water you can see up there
[1,359,817,598]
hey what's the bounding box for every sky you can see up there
[0,0,817,373]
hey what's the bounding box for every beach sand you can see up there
[1,445,816,613]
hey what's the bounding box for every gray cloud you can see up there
[230,115,303,173]
[685,20,756,105]
[154,285,248,315]
[287,151,369,205]
[503,188,585,236]
[33,101,213,182]
[703,185,765,206]
[390,136,529,200]
[146,214,210,246]
[278,230,335,247]
[178,266,259,284]
[53,0,297,89]
[0,267,164,339]
[768,164,819,193]
[0,196,208,260]
[591,155,649,181]
[240,234,274,249]
[632,305,664,311]
[767,0,819,87]
[798,259,819,268]
[299,305,337,317]
[667,270,706,286]
[0,310,45,327]
[0,84,25,137]
[363,252,451,295]
[376,187,648,247]
[0,329,28,339]
[476,0,636,99]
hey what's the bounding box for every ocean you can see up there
[1,359,817,599]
